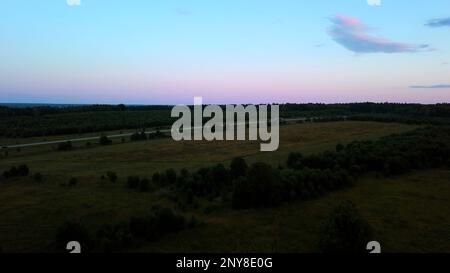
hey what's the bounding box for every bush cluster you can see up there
[127,176,153,192]
[99,135,112,145]
[130,131,147,141]
[55,207,198,252]
[57,141,72,151]
[3,164,29,179]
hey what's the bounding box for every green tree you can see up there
[230,157,248,179]
[106,171,118,183]
[318,201,373,253]
[99,135,112,145]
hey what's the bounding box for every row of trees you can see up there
[232,162,354,209]
[287,126,450,177]
[55,131,167,152]
[126,176,153,192]
[143,126,450,210]
[56,135,112,151]
[145,157,353,210]
[2,164,29,179]
[130,130,166,141]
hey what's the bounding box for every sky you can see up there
[0,0,449,104]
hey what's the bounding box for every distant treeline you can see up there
[1,103,450,137]
[0,110,174,137]
[2,103,450,118]
[0,104,172,117]
[280,103,450,119]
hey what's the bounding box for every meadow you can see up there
[3,121,448,252]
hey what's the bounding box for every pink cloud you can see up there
[329,15,432,54]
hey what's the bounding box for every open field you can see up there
[0,121,416,176]
[1,120,437,252]
[140,169,450,253]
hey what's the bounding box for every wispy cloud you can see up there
[367,0,381,6]
[329,15,432,54]
[410,84,450,89]
[425,17,450,28]
[66,0,81,6]
[174,8,192,16]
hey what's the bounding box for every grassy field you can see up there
[3,120,449,253]
[139,169,450,253]
[0,121,416,176]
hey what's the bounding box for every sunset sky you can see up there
[0,0,449,104]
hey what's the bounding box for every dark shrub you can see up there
[156,208,186,233]
[187,215,199,228]
[99,135,112,145]
[232,162,284,209]
[127,176,140,189]
[55,221,92,252]
[349,164,362,176]
[185,189,195,205]
[383,156,410,176]
[165,169,177,185]
[287,152,303,169]
[129,217,152,239]
[302,154,334,170]
[180,168,189,177]
[176,168,191,187]
[33,173,43,182]
[3,170,10,179]
[211,164,230,193]
[57,141,72,151]
[318,201,373,253]
[152,172,160,184]
[1,147,8,158]
[139,178,152,192]
[9,166,18,177]
[68,177,78,187]
[96,222,133,252]
[106,171,118,183]
[231,177,251,209]
[3,165,29,178]
[17,164,29,176]
[230,157,248,179]
[130,131,147,141]
[336,143,345,153]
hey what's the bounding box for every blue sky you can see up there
[0,0,449,104]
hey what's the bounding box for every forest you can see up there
[1,103,450,137]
